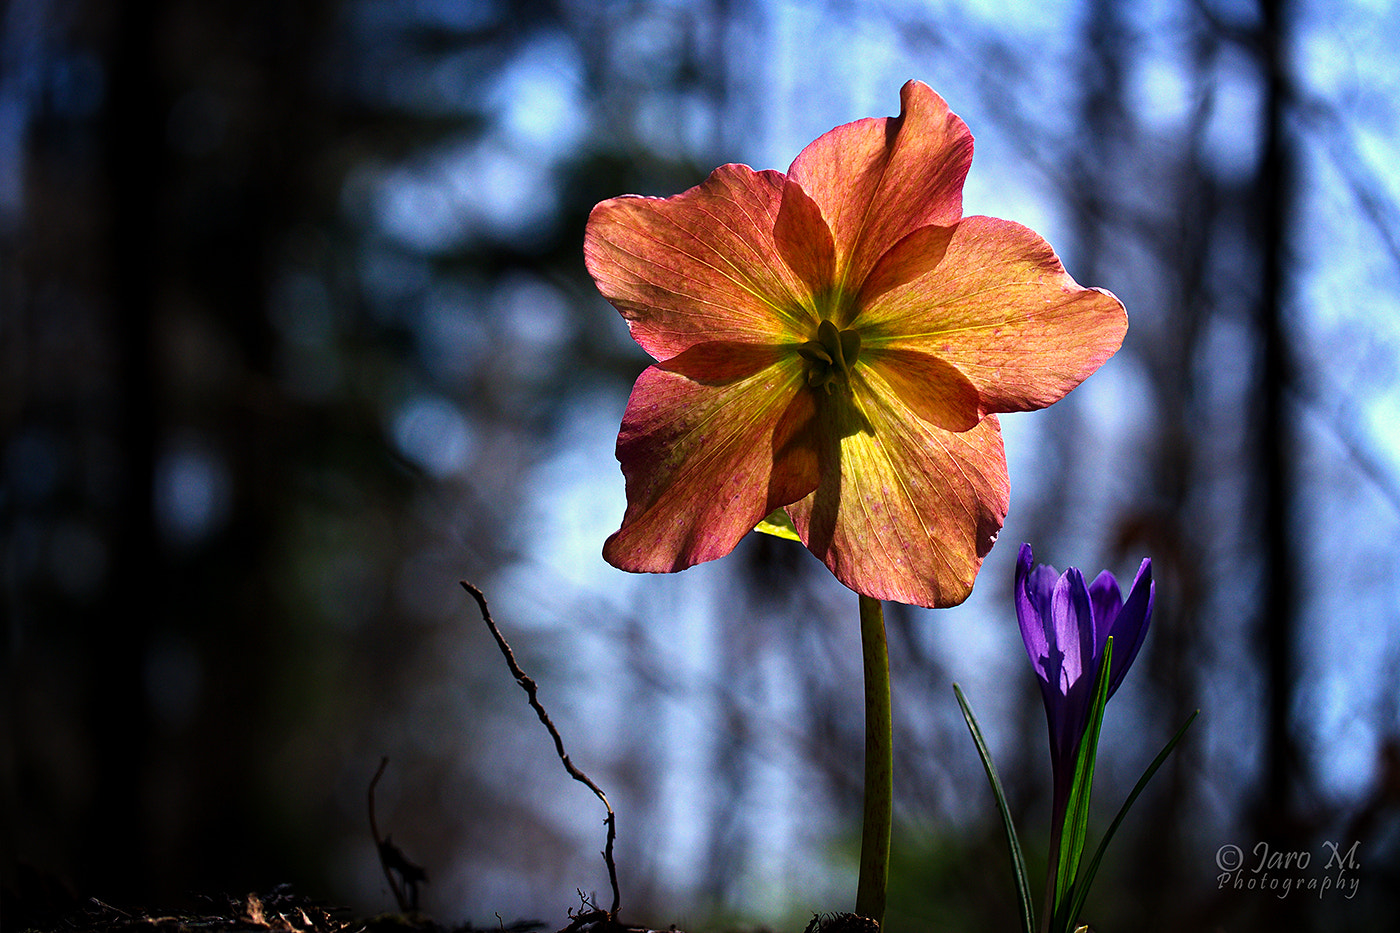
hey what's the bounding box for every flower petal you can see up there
[584,164,815,361]
[1051,568,1094,694]
[1016,544,1051,680]
[1017,548,1073,765]
[774,178,837,302]
[1049,567,1096,771]
[861,215,1127,415]
[658,340,790,384]
[784,375,1008,608]
[787,80,972,291]
[603,357,820,573]
[855,223,956,312]
[1105,559,1154,697]
[862,347,981,432]
[1028,563,1061,616]
[1087,569,1123,654]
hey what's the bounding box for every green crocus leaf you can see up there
[1053,635,1114,933]
[754,508,801,541]
[1066,709,1200,927]
[954,683,1035,933]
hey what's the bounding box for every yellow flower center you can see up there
[798,318,862,393]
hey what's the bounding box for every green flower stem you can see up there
[855,594,892,927]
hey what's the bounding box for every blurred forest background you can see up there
[4,0,1400,930]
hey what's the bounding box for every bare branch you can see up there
[368,757,428,913]
[461,580,621,919]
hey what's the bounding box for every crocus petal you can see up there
[1088,569,1123,653]
[1049,568,1098,770]
[1050,568,1094,695]
[1028,563,1061,614]
[603,358,820,574]
[786,80,972,291]
[1015,544,1051,681]
[785,379,1008,608]
[860,215,1127,416]
[1016,545,1064,685]
[584,164,816,361]
[1105,559,1154,697]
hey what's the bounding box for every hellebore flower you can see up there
[585,81,1127,608]
[1014,542,1154,816]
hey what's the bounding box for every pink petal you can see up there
[584,164,817,362]
[657,340,791,384]
[861,349,981,432]
[774,178,837,302]
[603,358,821,573]
[855,223,956,312]
[861,215,1127,415]
[785,382,1009,608]
[787,80,972,293]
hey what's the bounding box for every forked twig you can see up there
[461,581,621,919]
[368,756,428,912]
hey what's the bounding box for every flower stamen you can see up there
[799,318,863,393]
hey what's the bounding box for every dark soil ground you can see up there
[11,886,657,933]
[7,885,873,933]
[12,593,834,933]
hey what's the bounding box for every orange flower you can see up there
[585,81,1125,608]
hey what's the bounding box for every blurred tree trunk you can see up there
[1062,0,1307,927]
[85,0,167,899]
[1255,0,1302,867]
[74,0,333,902]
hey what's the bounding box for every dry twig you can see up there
[460,581,621,919]
[369,757,428,912]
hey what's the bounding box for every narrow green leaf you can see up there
[1066,710,1199,926]
[754,508,801,541]
[1052,637,1114,933]
[954,684,1036,933]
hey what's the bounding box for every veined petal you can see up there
[1050,568,1096,770]
[658,340,792,384]
[585,164,816,361]
[1106,559,1154,697]
[1016,544,1052,681]
[855,223,956,311]
[861,215,1127,415]
[1088,570,1123,654]
[787,80,972,292]
[785,376,1008,608]
[774,178,837,301]
[603,357,819,573]
[1051,568,1094,694]
[862,348,981,432]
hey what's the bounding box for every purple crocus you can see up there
[1015,542,1154,820]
